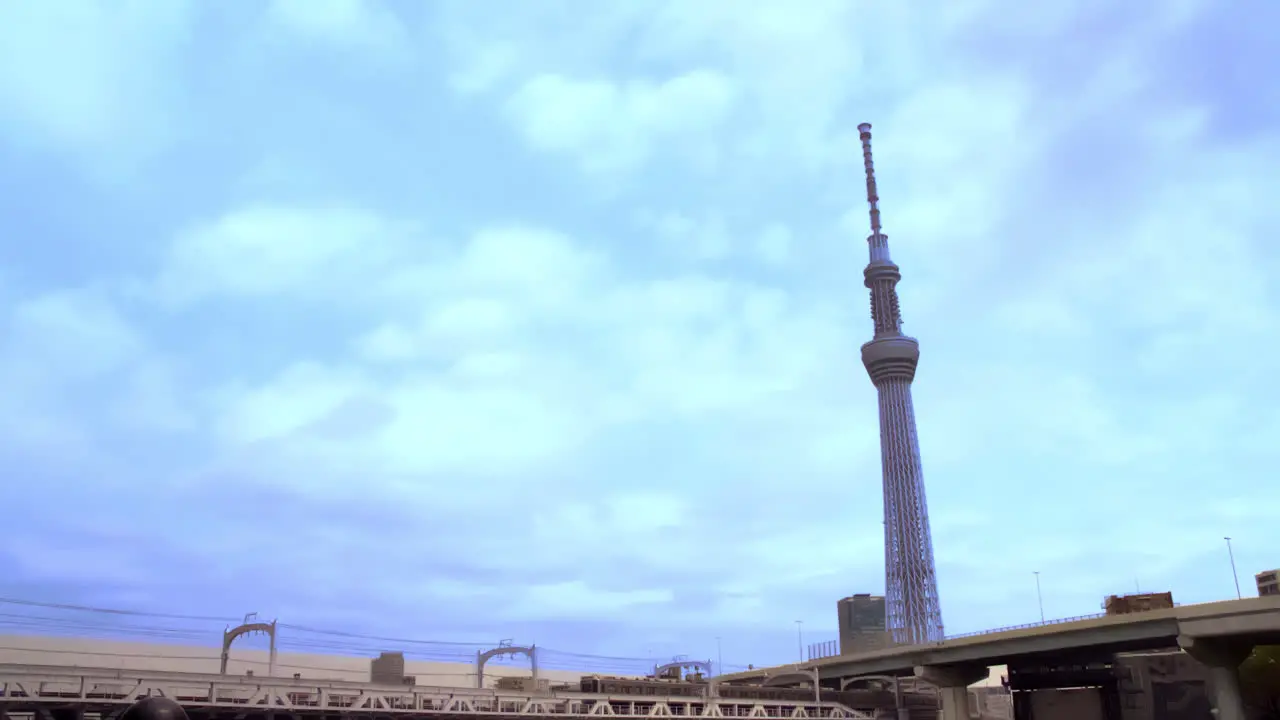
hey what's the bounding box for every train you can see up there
[577,674,935,710]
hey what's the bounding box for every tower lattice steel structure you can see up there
[856,123,945,646]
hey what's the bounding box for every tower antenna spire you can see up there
[858,122,882,238]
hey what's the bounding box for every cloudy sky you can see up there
[1,0,1277,674]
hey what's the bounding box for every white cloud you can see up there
[213,362,376,446]
[7,289,142,380]
[0,0,195,166]
[523,582,674,619]
[356,323,421,363]
[449,43,520,95]
[755,224,792,266]
[153,206,416,306]
[639,210,732,262]
[110,359,196,434]
[506,70,737,174]
[179,208,868,510]
[0,288,187,457]
[264,0,408,56]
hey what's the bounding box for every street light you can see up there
[1033,571,1045,623]
[1225,537,1243,599]
[715,636,723,676]
[795,621,804,663]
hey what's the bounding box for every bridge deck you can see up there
[0,665,876,720]
[720,596,1280,684]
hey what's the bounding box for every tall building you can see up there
[857,123,945,645]
[1258,569,1279,596]
[837,593,890,654]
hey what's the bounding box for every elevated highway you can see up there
[722,596,1280,683]
[720,596,1280,720]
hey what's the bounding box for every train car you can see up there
[577,675,936,715]
[579,675,704,698]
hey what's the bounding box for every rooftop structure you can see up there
[1257,569,1278,597]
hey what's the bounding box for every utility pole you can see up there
[1033,571,1045,623]
[1225,537,1243,599]
[795,621,804,663]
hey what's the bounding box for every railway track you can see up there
[0,665,877,720]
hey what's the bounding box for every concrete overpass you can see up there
[720,596,1280,720]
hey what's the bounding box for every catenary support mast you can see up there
[857,123,945,645]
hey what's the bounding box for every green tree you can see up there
[1241,645,1280,720]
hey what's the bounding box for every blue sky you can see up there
[1,0,1277,675]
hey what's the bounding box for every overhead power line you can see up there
[0,596,674,669]
[0,597,239,623]
[277,622,492,648]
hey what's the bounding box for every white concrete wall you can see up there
[973,665,1007,687]
[0,635,588,689]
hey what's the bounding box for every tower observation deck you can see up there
[857,123,945,646]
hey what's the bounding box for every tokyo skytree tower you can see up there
[856,123,945,646]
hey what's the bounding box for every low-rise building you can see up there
[1257,569,1279,597]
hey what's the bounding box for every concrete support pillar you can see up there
[892,676,910,720]
[1178,635,1253,720]
[915,664,988,720]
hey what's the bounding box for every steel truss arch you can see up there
[476,644,538,689]
[219,619,277,675]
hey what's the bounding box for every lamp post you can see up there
[1033,571,1045,623]
[795,621,804,663]
[1225,537,1243,599]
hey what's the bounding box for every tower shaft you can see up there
[857,123,944,646]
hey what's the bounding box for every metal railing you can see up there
[943,601,1185,641]
[943,612,1108,640]
[806,640,839,661]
